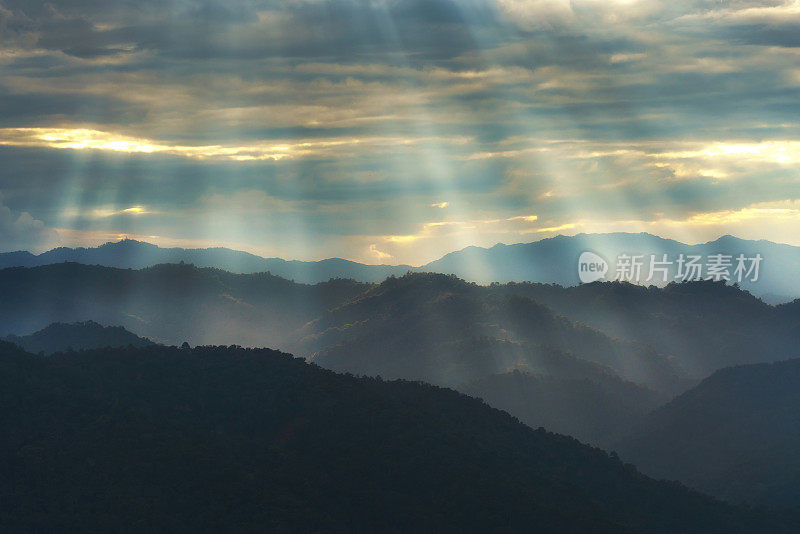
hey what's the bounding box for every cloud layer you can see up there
[1,0,800,262]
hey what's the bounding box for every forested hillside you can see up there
[616,358,800,507]
[495,279,800,378]
[299,273,689,395]
[1,342,796,533]
[6,265,800,453]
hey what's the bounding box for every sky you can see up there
[1,0,800,265]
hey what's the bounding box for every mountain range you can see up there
[5,264,800,509]
[3,232,800,302]
[490,279,800,378]
[0,262,368,348]
[3,341,798,533]
[295,273,690,395]
[0,239,412,283]
[4,263,800,450]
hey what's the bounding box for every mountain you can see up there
[0,262,369,348]
[4,233,800,301]
[0,239,411,283]
[425,233,800,303]
[493,279,800,378]
[1,341,797,533]
[458,370,665,447]
[7,263,800,449]
[0,264,688,446]
[615,358,800,507]
[2,321,153,354]
[297,273,690,396]
[426,233,685,286]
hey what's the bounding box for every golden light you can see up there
[0,127,470,163]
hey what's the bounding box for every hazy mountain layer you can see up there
[458,370,665,447]
[494,279,800,378]
[0,263,369,348]
[3,233,799,301]
[7,264,800,451]
[426,233,800,303]
[615,358,800,507]
[0,239,411,283]
[299,273,690,395]
[2,321,153,354]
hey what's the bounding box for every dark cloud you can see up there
[727,23,800,48]
[2,0,800,259]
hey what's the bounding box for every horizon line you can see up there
[1,231,793,269]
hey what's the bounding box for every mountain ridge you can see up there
[0,238,413,283]
[5,263,800,498]
[615,357,800,507]
[2,321,154,355]
[3,232,798,301]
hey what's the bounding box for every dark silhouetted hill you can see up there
[1,342,796,533]
[615,358,800,507]
[2,321,153,354]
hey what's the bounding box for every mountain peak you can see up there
[99,238,159,250]
[705,234,742,245]
[3,321,154,354]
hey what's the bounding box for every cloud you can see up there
[1,0,800,262]
[0,198,60,252]
[530,222,576,233]
[368,243,393,261]
[61,204,153,219]
[0,127,472,161]
[508,214,539,222]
